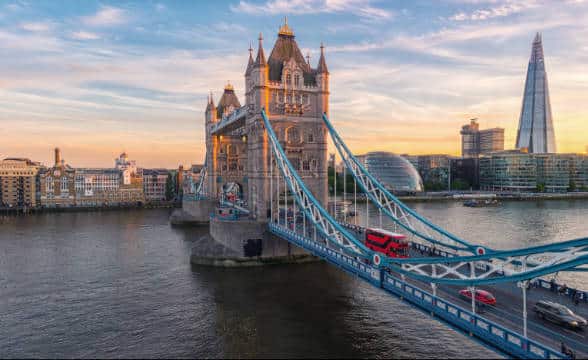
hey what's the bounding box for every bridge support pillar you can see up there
[190,217,315,267]
[170,198,216,225]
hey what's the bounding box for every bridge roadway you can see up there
[399,250,588,357]
[344,226,588,357]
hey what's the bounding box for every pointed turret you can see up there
[254,33,266,67]
[317,42,329,74]
[245,43,254,76]
[205,92,215,112]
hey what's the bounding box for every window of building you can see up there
[303,161,310,171]
[286,127,301,144]
[307,133,314,143]
[46,177,53,193]
[286,73,291,85]
[60,177,68,192]
[294,74,300,87]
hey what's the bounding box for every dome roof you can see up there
[361,152,423,193]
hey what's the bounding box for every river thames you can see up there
[1,199,587,358]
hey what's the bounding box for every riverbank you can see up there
[0,201,179,216]
[398,191,588,203]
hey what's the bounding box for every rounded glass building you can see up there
[360,152,423,194]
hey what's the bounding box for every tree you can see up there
[165,173,175,201]
[536,183,545,193]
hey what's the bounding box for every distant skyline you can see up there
[1,0,588,168]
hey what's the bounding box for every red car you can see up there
[459,289,497,306]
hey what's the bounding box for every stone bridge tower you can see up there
[205,19,329,222]
[245,19,329,220]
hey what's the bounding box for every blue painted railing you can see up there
[269,223,568,359]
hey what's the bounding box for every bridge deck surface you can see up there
[398,247,587,358]
[338,224,588,358]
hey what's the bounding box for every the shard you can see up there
[515,33,556,153]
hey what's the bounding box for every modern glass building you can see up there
[515,33,557,153]
[359,152,423,193]
[479,151,588,192]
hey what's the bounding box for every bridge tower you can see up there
[245,19,329,220]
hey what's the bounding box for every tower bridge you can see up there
[184,20,588,359]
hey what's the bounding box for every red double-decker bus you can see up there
[365,228,409,258]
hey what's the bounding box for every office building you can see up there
[515,33,556,153]
[460,119,504,158]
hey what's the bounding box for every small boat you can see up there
[463,199,501,207]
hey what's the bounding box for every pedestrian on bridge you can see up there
[550,278,557,292]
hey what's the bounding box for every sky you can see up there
[1,0,587,168]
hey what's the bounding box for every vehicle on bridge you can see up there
[533,300,587,330]
[365,228,409,258]
[459,289,497,306]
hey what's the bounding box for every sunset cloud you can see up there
[1,0,587,167]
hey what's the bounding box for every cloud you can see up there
[20,21,55,32]
[449,1,538,21]
[81,6,128,27]
[70,31,101,40]
[231,0,393,21]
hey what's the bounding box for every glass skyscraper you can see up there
[515,33,556,153]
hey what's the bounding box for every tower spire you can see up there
[255,32,266,66]
[317,42,329,74]
[278,16,294,36]
[245,42,254,75]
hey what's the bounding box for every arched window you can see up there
[303,160,310,171]
[294,74,300,87]
[286,73,291,85]
[286,127,300,144]
[307,133,314,143]
[311,159,317,171]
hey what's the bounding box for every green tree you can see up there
[451,179,470,191]
[165,173,175,201]
[536,183,545,193]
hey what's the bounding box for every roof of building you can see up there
[142,168,170,176]
[267,21,318,85]
[216,83,241,119]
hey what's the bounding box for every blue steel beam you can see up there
[261,109,377,260]
[322,112,484,253]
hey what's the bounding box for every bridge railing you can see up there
[269,222,567,359]
[382,274,566,359]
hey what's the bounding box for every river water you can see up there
[0,200,586,358]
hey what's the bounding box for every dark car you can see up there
[533,300,587,330]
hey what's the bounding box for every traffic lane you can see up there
[439,283,588,356]
[396,273,588,356]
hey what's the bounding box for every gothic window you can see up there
[294,74,300,87]
[287,94,292,103]
[227,144,236,156]
[303,160,310,171]
[286,127,301,144]
[279,93,284,103]
[307,133,314,143]
[286,73,291,85]
[311,159,317,171]
[291,158,301,170]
